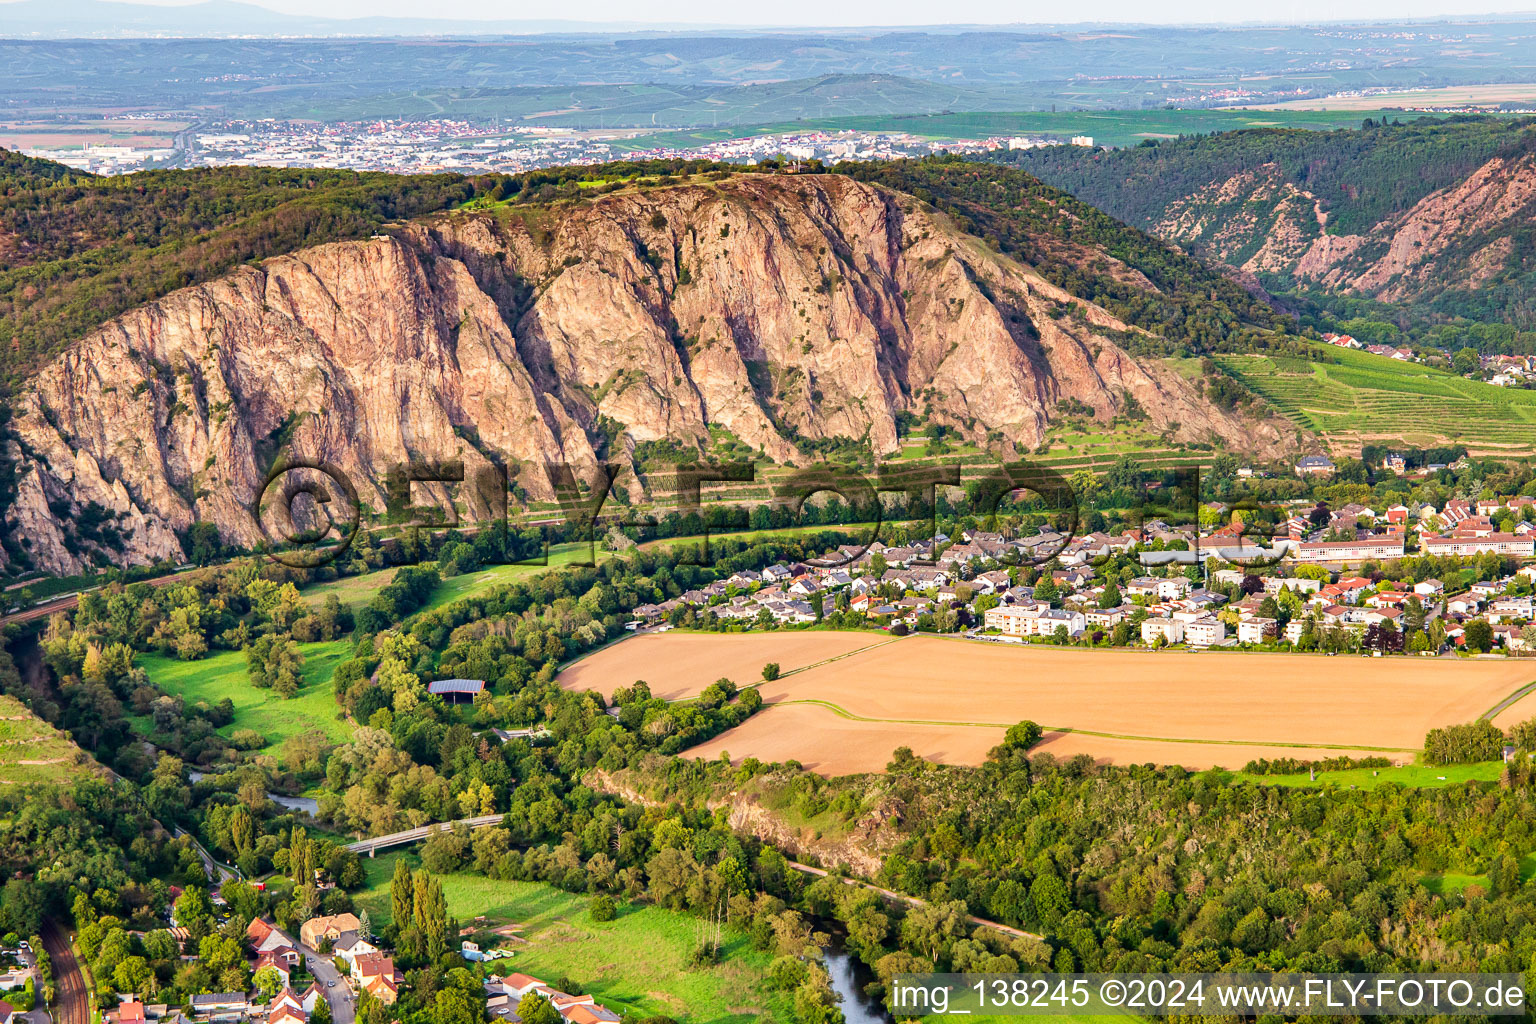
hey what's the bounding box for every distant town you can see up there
[19,118,1081,176]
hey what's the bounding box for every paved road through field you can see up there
[41,921,88,1024]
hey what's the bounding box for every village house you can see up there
[1237,617,1277,644]
[299,913,361,949]
[332,931,380,972]
[1184,616,1226,646]
[1141,617,1185,645]
[486,973,621,1024]
[1295,454,1336,476]
[245,919,301,969]
[1447,594,1485,616]
[353,954,400,1005]
[1085,606,1127,628]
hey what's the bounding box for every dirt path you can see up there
[43,919,89,1024]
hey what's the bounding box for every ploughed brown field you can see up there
[562,632,1536,773]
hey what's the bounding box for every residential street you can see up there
[300,944,355,1024]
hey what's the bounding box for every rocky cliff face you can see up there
[7,173,1293,575]
[1153,153,1536,304]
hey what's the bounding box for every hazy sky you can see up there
[29,0,1536,26]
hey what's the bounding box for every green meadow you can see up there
[1229,761,1506,790]
[355,852,794,1024]
[137,639,353,754]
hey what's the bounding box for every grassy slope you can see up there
[302,542,596,617]
[0,693,101,785]
[1218,346,1536,452]
[355,852,795,1024]
[137,639,352,755]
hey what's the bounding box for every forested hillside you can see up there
[1003,117,1536,331]
[1006,116,1535,235]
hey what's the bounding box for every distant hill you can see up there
[1007,117,1536,331]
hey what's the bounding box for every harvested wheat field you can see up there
[687,704,1400,775]
[594,632,1536,769]
[687,703,1006,774]
[559,630,891,700]
[743,636,1532,750]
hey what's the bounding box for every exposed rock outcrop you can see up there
[1153,153,1536,305]
[8,173,1294,574]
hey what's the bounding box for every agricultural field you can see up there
[137,640,352,755]
[0,116,188,151]
[686,703,1395,775]
[1217,347,1536,454]
[574,632,1536,773]
[559,631,892,701]
[355,852,794,1024]
[0,693,102,786]
[1252,84,1536,111]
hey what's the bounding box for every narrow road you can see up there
[786,860,1044,942]
[175,828,241,883]
[301,944,355,1024]
[1481,679,1536,722]
[41,921,88,1024]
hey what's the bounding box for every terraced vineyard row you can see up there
[1218,349,1536,454]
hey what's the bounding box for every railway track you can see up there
[42,920,89,1024]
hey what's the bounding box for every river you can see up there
[187,769,319,816]
[825,937,892,1024]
